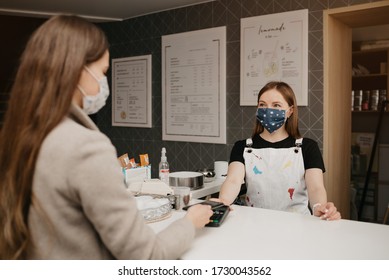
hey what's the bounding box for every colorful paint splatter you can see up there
[288,188,295,200]
[253,166,262,174]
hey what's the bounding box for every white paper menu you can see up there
[112,55,152,128]
[162,26,226,144]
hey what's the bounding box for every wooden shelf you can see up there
[352,73,386,78]
[352,47,388,54]
[352,110,388,113]
[351,46,388,223]
[352,46,389,109]
[352,47,389,89]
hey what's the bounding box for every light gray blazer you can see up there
[28,104,194,259]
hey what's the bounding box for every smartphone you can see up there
[182,200,224,211]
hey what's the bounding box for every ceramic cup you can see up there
[214,161,228,178]
[172,186,191,210]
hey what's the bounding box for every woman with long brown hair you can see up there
[217,81,341,220]
[0,15,212,260]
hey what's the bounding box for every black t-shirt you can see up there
[229,134,325,172]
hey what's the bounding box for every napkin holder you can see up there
[128,179,173,196]
[124,165,151,185]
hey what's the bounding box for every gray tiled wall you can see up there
[97,0,376,178]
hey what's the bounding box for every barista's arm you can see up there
[218,161,245,205]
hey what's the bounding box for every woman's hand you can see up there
[185,204,213,229]
[313,202,341,221]
[209,197,234,211]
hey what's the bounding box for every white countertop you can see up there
[149,203,389,259]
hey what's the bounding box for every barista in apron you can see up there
[216,81,341,220]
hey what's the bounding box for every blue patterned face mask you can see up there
[256,107,289,133]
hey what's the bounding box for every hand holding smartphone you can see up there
[183,200,230,227]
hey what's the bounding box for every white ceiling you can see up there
[2,0,388,42]
[0,0,214,21]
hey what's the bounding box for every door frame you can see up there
[323,1,389,218]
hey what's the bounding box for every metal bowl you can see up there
[169,171,204,190]
[196,168,216,183]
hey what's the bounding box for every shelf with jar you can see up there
[352,44,389,112]
[352,89,387,112]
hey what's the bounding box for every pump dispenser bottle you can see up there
[159,147,169,185]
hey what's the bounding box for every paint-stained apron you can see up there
[243,138,310,215]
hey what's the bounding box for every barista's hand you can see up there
[185,204,213,229]
[313,202,341,221]
[209,197,234,210]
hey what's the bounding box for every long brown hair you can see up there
[0,15,108,259]
[252,81,301,138]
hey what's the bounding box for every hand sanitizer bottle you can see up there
[159,147,169,185]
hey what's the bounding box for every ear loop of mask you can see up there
[285,106,293,121]
[77,66,101,96]
[84,66,101,82]
[77,85,87,96]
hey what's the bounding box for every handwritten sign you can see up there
[240,9,308,106]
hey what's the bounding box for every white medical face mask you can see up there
[78,66,110,115]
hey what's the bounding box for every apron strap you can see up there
[294,138,303,153]
[246,138,253,153]
[295,138,303,146]
[246,138,303,151]
[246,138,253,147]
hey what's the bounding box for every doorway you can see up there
[323,1,389,219]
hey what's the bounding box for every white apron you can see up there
[243,138,310,215]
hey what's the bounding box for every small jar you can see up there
[351,90,354,111]
[379,90,387,111]
[361,90,370,111]
[353,90,362,111]
[370,90,379,111]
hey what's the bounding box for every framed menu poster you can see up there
[162,26,226,144]
[111,55,152,128]
[240,9,308,106]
